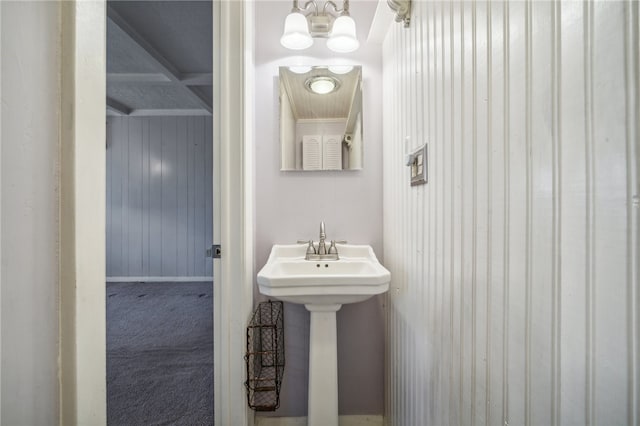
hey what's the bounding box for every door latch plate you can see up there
[207,244,221,258]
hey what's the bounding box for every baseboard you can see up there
[254,415,383,426]
[106,276,213,283]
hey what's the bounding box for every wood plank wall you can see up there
[382,1,639,425]
[106,116,213,279]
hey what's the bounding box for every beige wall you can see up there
[254,61,385,417]
[1,2,107,424]
[0,2,61,423]
[383,1,639,425]
[253,1,385,417]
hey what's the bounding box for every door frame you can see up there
[60,1,253,424]
[213,1,254,425]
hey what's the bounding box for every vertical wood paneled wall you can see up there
[106,116,213,279]
[382,1,639,425]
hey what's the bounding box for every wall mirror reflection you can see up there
[279,65,363,171]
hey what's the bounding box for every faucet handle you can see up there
[297,240,317,255]
[328,240,338,254]
[304,240,316,255]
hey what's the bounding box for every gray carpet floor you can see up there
[107,282,214,426]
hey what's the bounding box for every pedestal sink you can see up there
[257,243,390,426]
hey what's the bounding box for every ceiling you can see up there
[106,0,382,117]
[280,66,362,120]
[106,0,213,116]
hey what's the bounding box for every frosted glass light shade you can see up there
[280,12,313,50]
[328,65,354,74]
[309,77,336,94]
[289,65,312,74]
[326,15,359,53]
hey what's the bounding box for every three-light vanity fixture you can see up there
[280,0,360,53]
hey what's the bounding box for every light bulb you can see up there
[310,79,335,94]
[305,76,340,95]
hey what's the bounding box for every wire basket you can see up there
[245,300,285,411]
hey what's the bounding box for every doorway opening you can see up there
[105,1,214,424]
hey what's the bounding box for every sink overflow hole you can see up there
[316,264,320,268]
[325,264,329,268]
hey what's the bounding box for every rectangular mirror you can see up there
[279,66,363,171]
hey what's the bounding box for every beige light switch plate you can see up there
[410,144,427,186]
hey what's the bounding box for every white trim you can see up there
[296,118,347,124]
[0,1,3,419]
[213,1,253,426]
[212,1,222,423]
[367,0,393,45]
[244,2,255,424]
[60,1,107,424]
[106,276,213,283]
[254,415,384,426]
[61,3,251,425]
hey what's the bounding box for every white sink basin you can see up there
[257,243,390,305]
[257,242,390,426]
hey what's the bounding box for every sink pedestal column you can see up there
[305,303,342,426]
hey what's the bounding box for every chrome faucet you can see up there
[318,221,327,255]
[297,221,346,261]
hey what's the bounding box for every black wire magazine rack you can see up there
[245,300,285,411]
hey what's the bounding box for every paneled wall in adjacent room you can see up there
[382,1,638,425]
[106,116,213,280]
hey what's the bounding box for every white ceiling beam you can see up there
[180,73,213,86]
[106,97,131,115]
[107,6,181,79]
[107,6,212,113]
[129,109,211,117]
[107,73,170,84]
[107,72,212,86]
